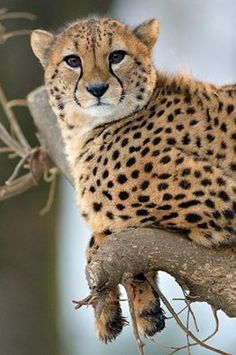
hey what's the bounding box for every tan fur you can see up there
[31,16,236,342]
[130,271,165,336]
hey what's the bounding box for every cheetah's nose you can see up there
[86,83,109,98]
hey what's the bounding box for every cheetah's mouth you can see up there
[88,100,113,111]
[83,99,116,117]
[95,99,110,107]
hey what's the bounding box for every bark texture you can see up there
[27,86,236,318]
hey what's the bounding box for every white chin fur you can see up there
[63,102,121,138]
[83,104,116,117]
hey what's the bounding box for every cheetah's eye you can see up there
[64,55,81,68]
[109,50,126,65]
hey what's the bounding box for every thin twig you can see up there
[172,298,186,301]
[0,85,30,149]
[123,276,145,355]
[180,286,199,333]
[7,99,27,108]
[169,307,220,354]
[152,301,218,353]
[0,172,38,201]
[43,167,58,182]
[0,120,26,157]
[165,305,188,319]
[0,11,36,21]
[0,147,13,153]
[0,29,31,43]
[72,294,97,310]
[187,304,199,333]
[149,338,176,351]
[6,154,29,184]
[186,308,191,355]
[40,173,57,215]
[8,152,18,159]
[146,277,230,355]
[192,307,219,347]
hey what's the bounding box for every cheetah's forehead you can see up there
[60,17,130,51]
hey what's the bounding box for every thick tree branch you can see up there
[27,86,236,318]
[27,86,72,183]
[86,229,236,317]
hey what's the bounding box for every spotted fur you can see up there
[31,16,236,342]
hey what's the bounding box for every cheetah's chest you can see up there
[74,119,184,234]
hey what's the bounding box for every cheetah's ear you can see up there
[133,19,159,52]
[31,30,55,67]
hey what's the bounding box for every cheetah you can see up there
[31,16,236,342]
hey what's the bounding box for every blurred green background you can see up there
[1,1,236,355]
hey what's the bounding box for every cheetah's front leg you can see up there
[86,233,126,342]
[87,234,165,341]
[129,271,166,337]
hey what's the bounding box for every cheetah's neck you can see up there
[58,70,229,181]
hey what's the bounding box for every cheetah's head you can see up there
[31,17,159,131]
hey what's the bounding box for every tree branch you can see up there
[27,86,72,183]
[27,86,236,318]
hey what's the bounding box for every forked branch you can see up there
[0,13,57,204]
